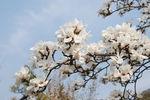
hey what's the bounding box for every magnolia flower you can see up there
[110,52,123,66]
[110,64,133,82]
[99,0,112,17]
[119,64,133,82]
[30,41,58,60]
[36,60,55,71]
[102,23,142,53]
[56,19,89,52]
[101,22,150,67]
[73,50,87,64]
[26,77,48,94]
[87,42,104,55]
[119,23,140,39]
[30,41,58,52]
[30,41,57,68]
[111,68,120,78]
[15,66,30,85]
[30,77,48,87]
[131,50,148,62]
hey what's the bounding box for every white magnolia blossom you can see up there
[110,52,123,66]
[56,19,89,53]
[102,23,141,46]
[15,66,30,85]
[36,60,55,71]
[99,0,112,17]
[131,49,148,62]
[105,64,134,82]
[102,23,149,64]
[73,50,87,64]
[26,77,48,94]
[30,41,57,69]
[30,41,58,53]
[118,64,134,82]
[86,42,104,55]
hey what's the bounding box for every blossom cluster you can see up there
[56,19,89,54]
[99,0,150,17]
[30,41,58,71]
[138,1,150,33]
[12,19,90,100]
[101,23,150,83]
[99,0,150,33]
[12,19,150,100]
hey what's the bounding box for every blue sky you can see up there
[0,0,149,100]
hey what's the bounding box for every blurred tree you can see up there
[138,89,150,100]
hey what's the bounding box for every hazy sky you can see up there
[0,0,149,100]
